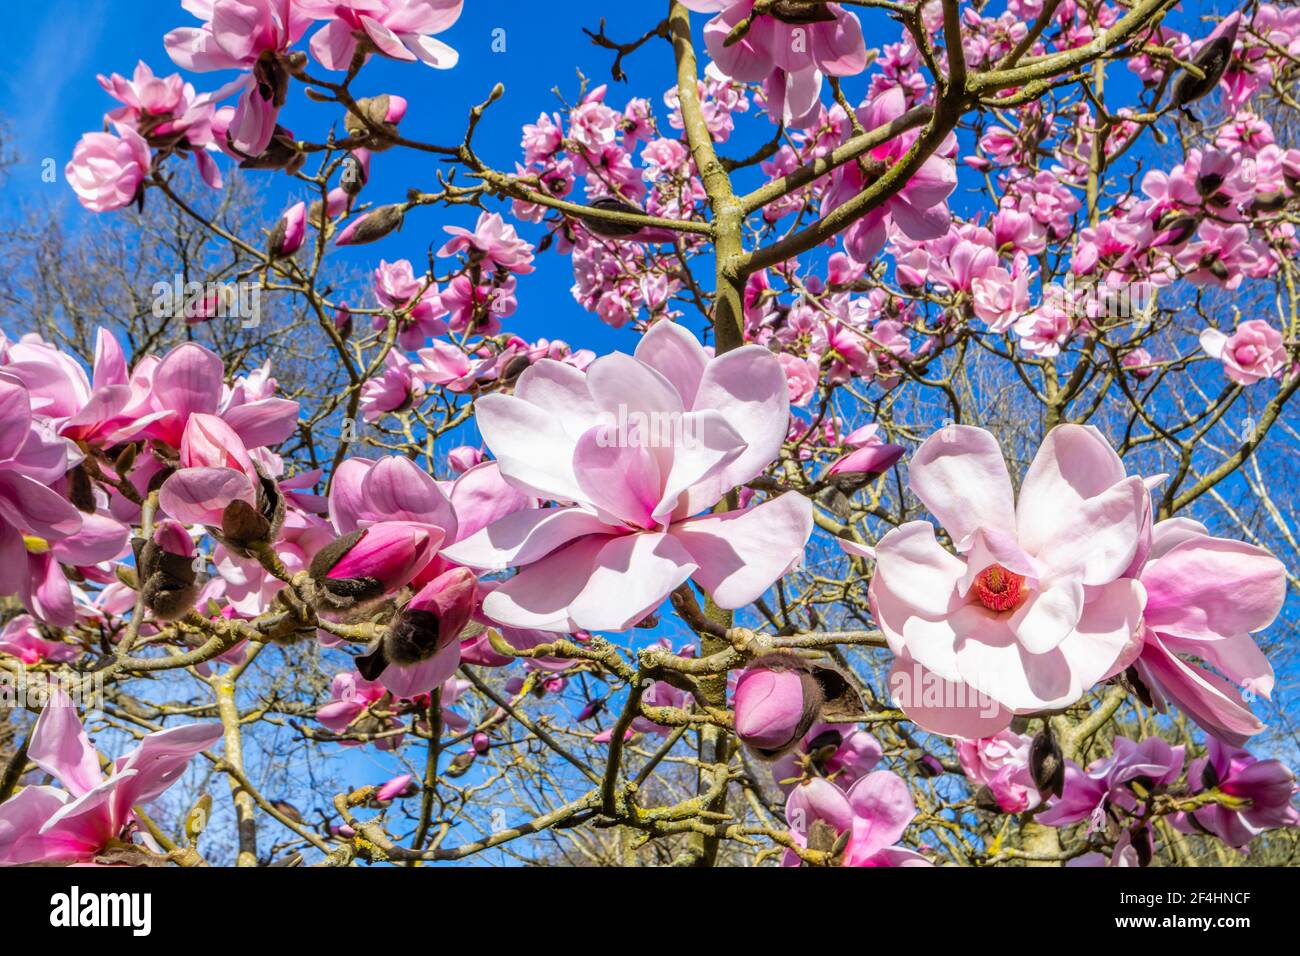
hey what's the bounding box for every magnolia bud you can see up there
[974,785,1004,814]
[68,463,97,513]
[1251,191,1288,214]
[334,306,354,338]
[770,1,839,25]
[340,151,371,197]
[472,732,490,755]
[1030,728,1065,799]
[827,442,906,487]
[580,197,647,238]
[134,519,200,621]
[220,498,272,552]
[354,567,477,680]
[1171,12,1240,109]
[267,201,307,258]
[335,204,405,246]
[184,793,212,843]
[733,654,823,757]
[344,95,408,150]
[309,522,436,610]
[446,751,476,778]
[1201,758,1220,790]
[917,753,944,778]
[238,125,305,174]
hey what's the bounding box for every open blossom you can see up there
[0,380,88,625]
[871,425,1152,736]
[1199,319,1287,385]
[0,615,78,665]
[0,689,221,865]
[1176,738,1299,847]
[165,0,313,157]
[372,259,449,349]
[360,350,422,422]
[300,0,463,71]
[689,1,869,128]
[159,413,264,528]
[956,730,1042,813]
[438,212,535,275]
[315,671,404,750]
[443,321,813,632]
[1130,518,1286,746]
[65,124,152,213]
[777,353,819,406]
[1037,736,1185,830]
[129,341,298,453]
[771,723,882,794]
[97,60,224,188]
[823,88,958,264]
[784,772,931,867]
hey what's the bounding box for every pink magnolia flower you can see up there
[315,670,404,750]
[0,380,87,625]
[824,87,958,264]
[447,446,484,474]
[734,660,816,753]
[442,322,813,632]
[1037,736,1185,829]
[329,455,458,544]
[771,723,883,793]
[65,124,152,213]
[1014,296,1075,358]
[691,1,869,128]
[270,201,307,256]
[0,689,221,865]
[416,339,474,390]
[1199,319,1287,385]
[372,259,449,349]
[360,350,422,422]
[956,730,1041,813]
[165,0,314,157]
[871,425,1152,737]
[1177,738,1299,847]
[320,521,440,596]
[438,212,535,275]
[134,342,299,452]
[1122,347,1155,378]
[0,330,167,450]
[784,772,931,867]
[0,615,79,665]
[300,0,463,71]
[1131,518,1285,746]
[777,353,819,406]
[827,424,905,480]
[158,413,263,527]
[97,60,224,188]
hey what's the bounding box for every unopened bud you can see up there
[733,654,823,758]
[134,519,200,621]
[335,204,405,246]
[184,793,212,843]
[1029,728,1065,799]
[1171,12,1241,109]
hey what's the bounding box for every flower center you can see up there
[973,564,1025,612]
